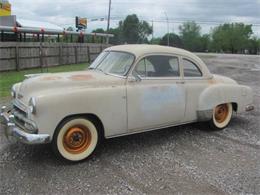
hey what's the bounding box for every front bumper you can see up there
[0,106,50,144]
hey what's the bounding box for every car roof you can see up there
[105,44,212,78]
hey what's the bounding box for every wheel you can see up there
[52,117,99,162]
[209,103,233,130]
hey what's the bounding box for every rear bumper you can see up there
[0,106,50,144]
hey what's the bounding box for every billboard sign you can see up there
[0,0,11,16]
[76,16,87,30]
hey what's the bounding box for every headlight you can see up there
[28,97,37,114]
[11,86,16,98]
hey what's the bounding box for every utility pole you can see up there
[106,0,111,44]
[152,20,154,41]
[164,11,169,46]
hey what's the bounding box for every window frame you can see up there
[90,50,136,78]
[181,57,204,79]
[131,53,182,80]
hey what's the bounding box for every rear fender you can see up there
[197,84,252,121]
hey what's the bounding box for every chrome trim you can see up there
[1,106,50,144]
[11,99,38,133]
[245,104,254,112]
[28,97,37,114]
[135,77,182,81]
[106,120,197,139]
[105,72,127,79]
[12,109,38,133]
[13,99,27,113]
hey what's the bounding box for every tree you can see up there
[160,33,182,48]
[150,37,161,45]
[121,14,152,44]
[66,27,74,31]
[121,14,140,43]
[92,28,105,33]
[179,21,202,51]
[211,23,253,53]
[248,37,260,54]
[91,28,105,43]
[138,20,153,43]
[91,15,152,44]
[108,27,122,45]
[200,34,210,52]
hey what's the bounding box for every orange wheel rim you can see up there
[214,104,229,123]
[63,125,91,154]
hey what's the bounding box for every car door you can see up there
[181,57,209,122]
[126,54,186,132]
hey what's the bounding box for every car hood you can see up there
[16,70,124,103]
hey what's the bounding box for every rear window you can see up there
[183,59,202,77]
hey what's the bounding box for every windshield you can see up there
[89,51,135,76]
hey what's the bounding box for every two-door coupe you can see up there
[1,45,254,161]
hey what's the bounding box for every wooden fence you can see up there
[0,42,111,71]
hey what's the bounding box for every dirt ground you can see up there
[0,53,259,195]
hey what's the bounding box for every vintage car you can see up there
[1,45,254,162]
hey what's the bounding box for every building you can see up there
[0,0,11,16]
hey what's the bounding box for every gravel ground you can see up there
[0,53,260,195]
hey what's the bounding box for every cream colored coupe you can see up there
[1,45,254,162]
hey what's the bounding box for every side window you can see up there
[135,59,146,77]
[135,55,180,77]
[183,59,202,77]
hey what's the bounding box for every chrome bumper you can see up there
[0,106,50,144]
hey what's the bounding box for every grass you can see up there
[0,63,88,98]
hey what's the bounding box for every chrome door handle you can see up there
[176,81,185,84]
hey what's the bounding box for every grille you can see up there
[11,100,37,133]
[12,104,27,130]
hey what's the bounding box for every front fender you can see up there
[30,86,127,139]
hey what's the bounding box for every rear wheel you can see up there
[52,117,99,162]
[209,103,233,130]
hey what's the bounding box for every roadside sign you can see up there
[0,0,11,16]
[76,16,87,30]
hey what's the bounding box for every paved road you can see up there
[0,54,259,194]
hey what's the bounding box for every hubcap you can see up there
[63,126,91,154]
[214,104,229,123]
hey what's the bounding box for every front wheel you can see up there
[209,103,233,130]
[52,117,99,162]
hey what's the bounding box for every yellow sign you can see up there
[76,16,87,29]
[0,0,11,16]
[79,18,87,27]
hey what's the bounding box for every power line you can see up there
[109,16,260,27]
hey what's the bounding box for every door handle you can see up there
[176,81,185,84]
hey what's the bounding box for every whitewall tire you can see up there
[52,117,99,162]
[210,103,233,130]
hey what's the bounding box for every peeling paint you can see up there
[208,79,218,85]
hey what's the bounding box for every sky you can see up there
[9,0,260,37]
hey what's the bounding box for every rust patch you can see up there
[41,76,62,81]
[69,74,94,81]
[208,79,218,85]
